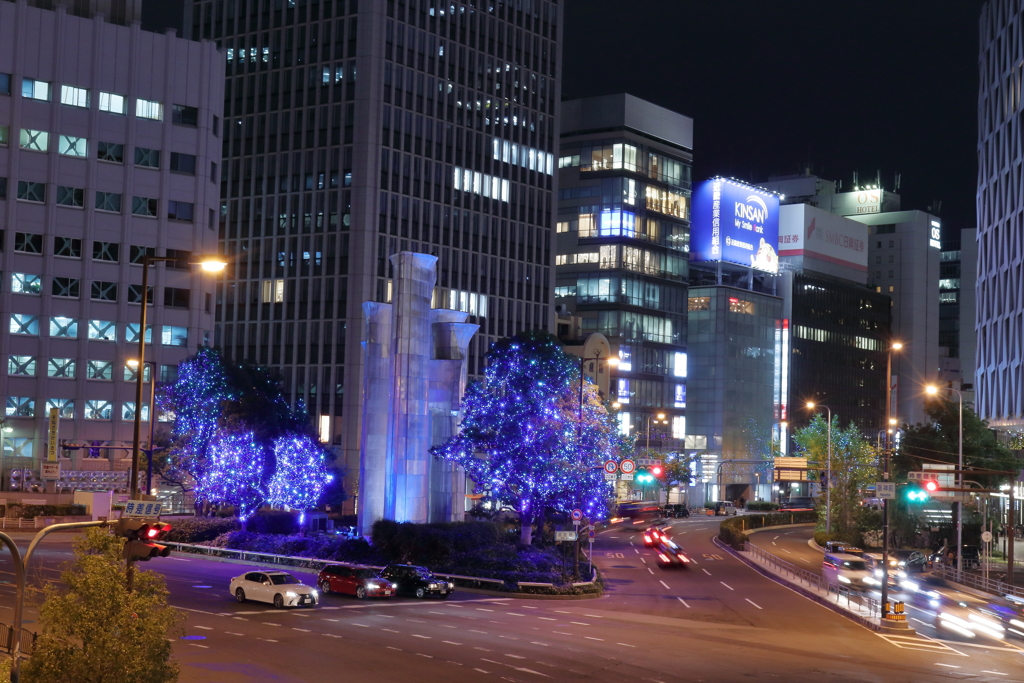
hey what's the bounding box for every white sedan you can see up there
[230,570,319,608]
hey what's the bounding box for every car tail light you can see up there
[657,553,669,562]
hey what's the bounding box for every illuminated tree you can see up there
[265,433,334,516]
[432,332,620,545]
[193,430,267,521]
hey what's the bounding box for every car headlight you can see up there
[874,570,883,578]
[311,590,318,599]
[838,575,851,584]
[429,583,440,589]
[897,571,906,579]
[286,591,297,597]
[898,561,906,567]
[448,582,455,589]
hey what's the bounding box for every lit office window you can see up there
[21,78,50,101]
[60,85,88,107]
[136,98,163,120]
[98,91,125,114]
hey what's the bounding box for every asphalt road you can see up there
[0,527,1020,682]
[751,525,1024,651]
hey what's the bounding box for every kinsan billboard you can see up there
[691,178,781,273]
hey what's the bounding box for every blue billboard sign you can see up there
[691,178,780,273]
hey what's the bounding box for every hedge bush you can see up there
[371,520,503,566]
[745,501,779,511]
[207,531,381,565]
[719,510,817,550]
[16,504,87,519]
[162,517,240,544]
[247,510,300,535]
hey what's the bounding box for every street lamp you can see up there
[805,402,832,534]
[130,255,226,500]
[926,383,964,574]
[127,359,158,495]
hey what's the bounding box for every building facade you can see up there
[554,94,691,452]
[977,0,1023,428]
[194,0,563,507]
[0,0,223,490]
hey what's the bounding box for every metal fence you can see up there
[0,519,35,530]
[164,541,509,589]
[933,563,1024,600]
[0,622,37,656]
[744,541,880,619]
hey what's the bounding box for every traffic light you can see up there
[635,468,653,484]
[116,518,172,561]
[906,479,938,503]
[651,465,664,480]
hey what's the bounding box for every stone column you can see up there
[357,301,392,537]
[385,252,438,523]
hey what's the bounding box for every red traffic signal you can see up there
[924,480,939,493]
[651,465,664,478]
[115,519,172,562]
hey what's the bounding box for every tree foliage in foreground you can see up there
[21,529,182,683]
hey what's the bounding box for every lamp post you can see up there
[130,255,226,501]
[878,341,902,619]
[805,402,832,534]
[127,359,158,495]
[926,383,963,574]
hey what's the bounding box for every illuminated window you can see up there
[12,273,41,295]
[645,186,688,218]
[60,85,88,108]
[687,297,710,312]
[58,135,87,156]
[6,397,34,417]
[21,78,50,101]
[728,297,754,314]
[47,399,75,419]
[673,352,687,378]
[618,346,632,372]
[98,91,125,114]
[8,356,36,376]
[262,279,285,303]
[136,98,163,121]
[19,128,48,152]
[674,384,686,408]
[84,400,113,419]
[672,416,686,440]
[616,378,631,404]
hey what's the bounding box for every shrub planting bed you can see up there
[718,511,817,549]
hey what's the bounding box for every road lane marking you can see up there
[702,569,712,576]
[617,643,635,647]
[659,580,671,590]
[225,632,244,636]
[506,654,525,659]
[351,623,370,628]
[189,643,209,649]
[676,598,690,608]
[720,582,734,590]
[412,634,430,639]
[538,617,555,621]
[981,672,1008,676]
[934,664,959,668]
[584,636,603,641]
[193,625,213,630]
[640,557,646,563]
[443,641,462,645]
[416,653,433,658]
[583,614,602,618]
[292,628,311,632]
[647,568,654,575]
[570,622,589,626]
[553,631,573,636]
[531,642,550,646]
[263,622,281,627]
[745,599,762,609]
[469,629,488,634]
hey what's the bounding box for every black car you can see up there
[655,540,692,568]
[379,564,454,599]
[662,504,690,518]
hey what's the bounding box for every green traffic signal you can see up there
[635,468,653,484]
[906,488,929,502]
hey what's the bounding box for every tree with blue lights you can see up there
[432,332,620,545]
[161,348,339,519]
[265,433,334,516]
[193,430,267,521]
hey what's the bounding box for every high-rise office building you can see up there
[554,93,691,453]
[0,0,223,492]
[193,0,563,504]
[977,0,1024,429]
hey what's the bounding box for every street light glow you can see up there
[892,342,903,350]
[925,385,938,395]
[606,356,620,366]
[198,259,228,272]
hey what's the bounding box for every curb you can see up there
[712,535,913,634]
[168,548,603,600]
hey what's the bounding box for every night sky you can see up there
[563,0,986,238]
[144,0,987,236]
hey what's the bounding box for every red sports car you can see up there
[317,564,394,599]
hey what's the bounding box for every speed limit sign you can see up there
[620,459,636,475]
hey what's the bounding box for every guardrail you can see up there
[933,563,1024,600]
[164,541,507,590]
[0,519,35,530]
[0,622,36,656]
[745,541,880,619]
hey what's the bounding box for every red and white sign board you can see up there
[570,509,583,522]
[603,460,618,475]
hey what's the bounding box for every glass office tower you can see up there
[192,0,563,505]
[555,94,691,454]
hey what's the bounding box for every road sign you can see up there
[588,524,596,531]
[588,529,595,541]
[47,407,60,462]
[40,462,61,480]
[123,501,163,517]
[603,460,618,475]
[620,459,636,475]
[636,458,662,467]
[571,509,583,521]
[554,531,577,542]
[876,482,896,499]
[620,473,634,481]
[604,472,617,481]
[982,531,993,543]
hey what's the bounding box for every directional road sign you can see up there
[875,482,896,500]
[554,531,577,542]
[603,460,618,475]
